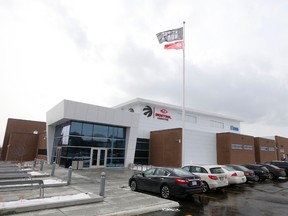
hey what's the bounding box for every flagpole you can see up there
[182,21,186,165]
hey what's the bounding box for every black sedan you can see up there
[265,160,288,176]
[260,163,286,179]
[129,167,203,199]
[226,164,258,182]
[242,164,271,181]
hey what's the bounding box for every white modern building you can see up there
[46,98,241,168]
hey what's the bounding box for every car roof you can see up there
[183,164,223,169]
[243,164,263,167]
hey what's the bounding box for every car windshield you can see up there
[210,167,224,174]
[173,168,193,177]
[267,164,280,169]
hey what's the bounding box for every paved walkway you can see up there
[0,163,179,215]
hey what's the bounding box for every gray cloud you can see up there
[115,39,288,128]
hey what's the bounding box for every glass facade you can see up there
[52,121,127,168]
[134,138,149,165]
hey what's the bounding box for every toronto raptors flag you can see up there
[156,27,183,44]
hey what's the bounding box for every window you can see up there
[243,145,253,150]
[115,128,125,139]
[186,115,197,123]
[134,138,149,165]
[144,168,156,176]
[93,125,108,137]
[210,120,224,129]
[155,169,167,176]
[182,166,190,172]
[261,146,275,151]
[70,122,82,136]
[210,167,224,174]
[191,166,208,173]
[82,123,93,137]
[232,144,243,150]
[37,149,47,155]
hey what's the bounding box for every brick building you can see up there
[1,118,46,162]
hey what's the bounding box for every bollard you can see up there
[40,160,44,171]
[67,166,73,185]
[33,159,36,170]
[99,172,106,197]
[51,162,56,176]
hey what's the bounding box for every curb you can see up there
[0,193,103,215]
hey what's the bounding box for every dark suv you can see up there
[242,164,271,181]
[265,161,288,176]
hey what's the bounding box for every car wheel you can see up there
[268,173,273,180]
[160,185,171,199]
[202,182,210,193]
[254,175,260,182]
[130,180,137,191]
[271,173,278,180]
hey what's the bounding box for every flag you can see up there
[164,41,183,50]
[156,27,183,44]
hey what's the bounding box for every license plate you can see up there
[219,177,224,181]
[189,181,197,186]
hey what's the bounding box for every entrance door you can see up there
[90,148,107,168]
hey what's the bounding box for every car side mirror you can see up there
[142,172,145,177]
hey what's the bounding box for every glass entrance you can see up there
[90,148,107,168]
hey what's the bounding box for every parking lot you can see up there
[141,178,288,216]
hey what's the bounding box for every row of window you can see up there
[70,122,125,139]
[54,121,126,139]
[231,144,253,150]
[232,144,277,152]
[260,146,275,152]
[176,114,229,130]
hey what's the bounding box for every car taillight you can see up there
[244,171,249,176]
[277,169,284,172]
[208,175,218,180]
[231,172,238,177]
[175,178,187,184]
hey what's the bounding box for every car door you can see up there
[148,168,168,193]
[138,168,156,191]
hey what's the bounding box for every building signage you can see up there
[143,105,172,121]
[230,125,239,131]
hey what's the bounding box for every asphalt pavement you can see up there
[0,163,179,216]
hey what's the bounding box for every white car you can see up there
[220,165,246,185]
[182,165,229,192]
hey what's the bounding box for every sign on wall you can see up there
[142,105,172,121]
[230,125,239,131]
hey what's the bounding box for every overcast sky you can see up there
[1,0,288,146]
